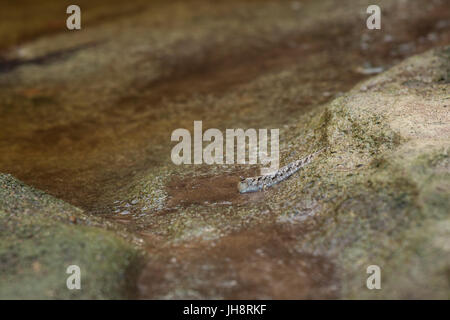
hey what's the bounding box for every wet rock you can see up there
[137,47,450,299]
[273,46,450,299]
[0,174,143,299]
[0,0,449,300]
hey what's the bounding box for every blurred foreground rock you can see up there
[0,174,143,299]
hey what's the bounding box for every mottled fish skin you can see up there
[238,148,324,193]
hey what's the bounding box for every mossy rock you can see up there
[0,174,143,299]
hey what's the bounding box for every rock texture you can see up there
[135,46,450,299]
[0,174,143,299]
[286,46,450,299]
[0,0,449,299]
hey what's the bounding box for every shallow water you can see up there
[1,0,449,299]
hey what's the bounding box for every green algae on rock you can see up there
[270,46,450,299]
[0,174,143,299]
